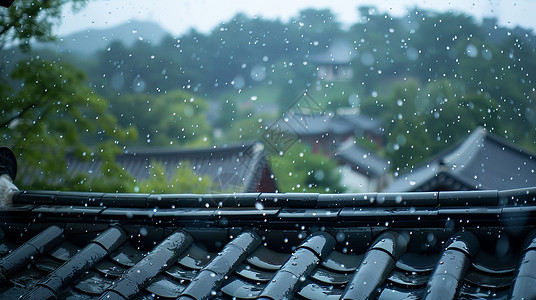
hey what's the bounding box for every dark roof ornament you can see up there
[0,147,18,206]
[0,0,14,8]
[0,146,17,181]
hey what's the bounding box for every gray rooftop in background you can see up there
[384,127,536,192]
[57,142,273,193]
[335,139,389,178]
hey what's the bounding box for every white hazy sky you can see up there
[56,0,535,36]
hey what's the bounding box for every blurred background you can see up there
[1,0,535,194]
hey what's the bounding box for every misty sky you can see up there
[56,0,535,36]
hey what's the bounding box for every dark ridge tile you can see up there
[422,231,480,300]
[21,226,127,299]
[259,232,335,299]
[165,264,199,283]
[226,231,261,254]
[296,280,343,300]
[213,208,279,219]
[317,193,377,208]
[94,259,128,278]
[342,249,395,299]
[342,231,409,300]
[310,268,352,285]
[438,206,502,221]
[396,252,439,273]
[177,243,216,270]
[321,251,363,273]
[0,204,37,214]
[220,276,264,299]
[109,242,146,267]
[445,231,480,258]
[102,230,192,299]
[234,263,274,283]
[147,194,204,208]
[464,269,514,289]
[202,193,260,208]
[439,190,499,207]
[178,270,221,299]
[276,208,340,221]
[370,231,410,260]
[53,192,104,206]
[93,226,128,252]
[259,269,306,300]
[73,271,113,295]
[99,207,158,219]
[500,206,536,227]
[278,248,319,277]
[258,193,318,207]
[180,231,261,300]
[377,286,423,300]
[246,246,289,271]
[144,275,186,299]
[387,269,429,287]
[510,231,536,300]
[153,208,215,219]
[12,191,59,205]
[297,231,335,259]
[0,225,64,282]
[49,241,80,262]
[499,187,536,206]
[100,193,150,207]
[376,192,438,207]
[339,207,438,221]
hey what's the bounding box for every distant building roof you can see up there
[284,112,382,138]
[384,127,536,192]
[310,40,356,65]
[24,142,277,193]
[335,139,389,178]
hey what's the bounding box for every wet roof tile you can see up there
[0,187,536,299]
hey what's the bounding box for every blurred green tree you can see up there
[0,57,138,191]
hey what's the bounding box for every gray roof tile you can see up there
[0,187,536,299]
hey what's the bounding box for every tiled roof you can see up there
[21,142,277,193]
[335,139,389,178]
[1,187,536,299]
[384,127,536,192]
[284,113,382,138]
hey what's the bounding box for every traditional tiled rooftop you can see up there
[0,187,535,299]
[20,142,277,193]
[335,139,389,178]
[385,127,536,192]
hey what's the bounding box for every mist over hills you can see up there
[40,20,169,54]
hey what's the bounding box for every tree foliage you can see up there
[0,57,137,191]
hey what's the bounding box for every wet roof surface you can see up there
[1,188,535,299]
[385,127,536,192]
